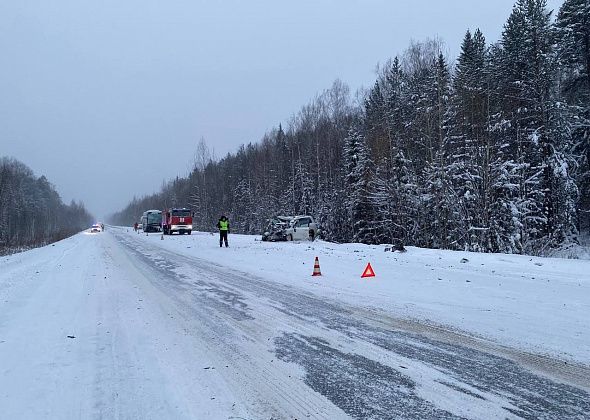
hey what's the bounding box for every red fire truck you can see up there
[162,208,193,235]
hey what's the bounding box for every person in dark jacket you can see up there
[216,216,230,247]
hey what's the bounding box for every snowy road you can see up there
[0,228,589,419]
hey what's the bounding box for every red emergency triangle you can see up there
[361,262,375,278]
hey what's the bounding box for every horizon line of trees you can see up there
[110,0,589,256]
[0,157,94,255]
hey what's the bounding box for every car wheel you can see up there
[287,234,293,241]
[188,231,192,235]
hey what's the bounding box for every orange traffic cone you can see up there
[361,262,375,278]
[312,257,322,276]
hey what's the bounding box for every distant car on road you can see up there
[90,224,102,233]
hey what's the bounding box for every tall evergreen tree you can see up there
[381,57,415,247]
[343,127,377,244]
[447,29,492,250]
[555,0,590,231]
[422,54,463,249]
[492,0,558,252]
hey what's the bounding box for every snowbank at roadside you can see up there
[123,227,590,364]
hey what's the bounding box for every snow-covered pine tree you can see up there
[545,101,580,247]
[403,47,438,171]
[378,57,415,248]
[554,0,590,232]
[343,126,377,244]
[317,185,349,243]
[492,0,556,252]
[369,70,416,248]
[365,68,395,245]
[365,57,416,247]
[232,178,252,233]
[488,149,525,253]
[422,54,464,249]
[364,80,389,163]
[555,0,590,101]
[447,29,491,251]
[399,41,447,246]
[487,43,525,253]
[293,158,314,216]
[371,162,395,244]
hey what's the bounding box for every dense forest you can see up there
[0,157,93,255]
[110,0,590,256]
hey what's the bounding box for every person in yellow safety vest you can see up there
[216,215,230,247]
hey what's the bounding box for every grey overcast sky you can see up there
[0,0,563,219]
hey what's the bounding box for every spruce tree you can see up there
[492,0,556,252]
[447,29,491,250]
[343,127,377,244]
[423,54,462,249]
[555,0,590,232]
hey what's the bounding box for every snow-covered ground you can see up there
[0,231,250,418]
[146,229,590,364]
[0,227,588,419]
